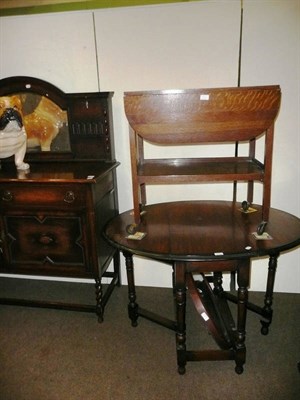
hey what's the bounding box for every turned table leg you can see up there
[174,262,187,375]
[123,251,139,327]
[260,254,278,335]
[235,259,250,374]
[95,278,104,322]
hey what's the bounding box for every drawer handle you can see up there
[2,190,13,202]
[64,191,75,203]
[38,235,54,245]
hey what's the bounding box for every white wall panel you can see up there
[241,0,300,292]
[94,1,241,210]
[0,11,98,92]
[95,2,240,92]
[94,1,241,288]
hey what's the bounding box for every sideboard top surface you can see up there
[0,161,119,183]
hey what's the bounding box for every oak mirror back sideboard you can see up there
[0,76,120,321]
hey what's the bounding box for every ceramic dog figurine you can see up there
[0,95,29,170]
[25,95,67,151]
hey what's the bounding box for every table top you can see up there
[104,201,300,262]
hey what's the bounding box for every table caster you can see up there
[257,221,267,235]
[126,223,138,234]
[242,200,250,212]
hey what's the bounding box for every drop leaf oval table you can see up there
[104,200,300,374]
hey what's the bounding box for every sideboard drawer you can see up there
[0,184,87,208]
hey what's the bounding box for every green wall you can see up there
[0,0,197,17]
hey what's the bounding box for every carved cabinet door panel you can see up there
[0,210,94,277]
